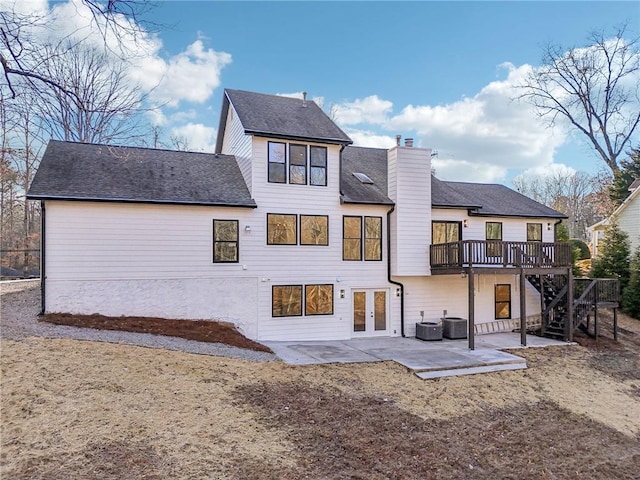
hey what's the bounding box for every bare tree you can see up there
[1,0,153,100]
[513,170,602,240]
[35,42,148,144]
[519,27,640,174]
[0,88,43,274]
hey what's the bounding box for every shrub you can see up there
[590,222,631,291]
[621,246,640,319]
[570,239,591,260]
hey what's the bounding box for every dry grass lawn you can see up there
[2,299,640,478]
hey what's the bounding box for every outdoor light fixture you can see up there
[463,219,468,228]
[396,288,401,297]
[340,289,345,299]
[244,225,252,232]
[547,223,552,231]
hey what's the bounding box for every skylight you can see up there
[353,172,374,184]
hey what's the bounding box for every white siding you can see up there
[44,153,398,342]
[432,209,556,242]
[246,138,395,340]
[401,274,542,337]
[617,192,640,253]
[387,146,432,276]
[44,136,558,342]
[45,201,261,337]
[220,106,253,193]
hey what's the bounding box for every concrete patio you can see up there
[264,333,572,379]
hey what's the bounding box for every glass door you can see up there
[352,289,388,336]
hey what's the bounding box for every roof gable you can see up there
[28,141,256,208]
[216,89,352,152]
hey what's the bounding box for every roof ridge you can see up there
[49,139,223,157]
[225,88,319,106]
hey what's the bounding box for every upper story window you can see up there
[268,142,286,183]
[267,213,329,246]
[343,216,382,261]
[267,213,297,245]
[432,221,461,244]
[527,223,542,242]
[300,215,329,245]
[364,216,382,261]
[289,144,307,185]
[213,219,239,263]
[310,146,327,186]
[343,216,362,260]
[268,141,327,186]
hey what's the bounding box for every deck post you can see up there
[613,308,618,341]
[593,281,599,340]
[468,268,475,350]
[520,269,526,346]
[566,269,574,342]
[539,274,545,332]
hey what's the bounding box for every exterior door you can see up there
[352,289,388,336]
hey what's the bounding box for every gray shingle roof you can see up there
[340,146,394,205]
[216,89,352,152]
[27,140,256,208]
[432,177,566,218]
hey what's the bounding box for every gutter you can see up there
[386,205,405,337]
[338,144,346,199]
[26,196,258,209]
[40,201,45,315]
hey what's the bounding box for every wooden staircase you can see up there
[526,275,620,341]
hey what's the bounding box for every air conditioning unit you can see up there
[443,317,468,339]
[415,322,442,341]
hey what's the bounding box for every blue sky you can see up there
[141,1,640,184]
[15,1,640,184]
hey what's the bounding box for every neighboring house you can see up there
[589,179,640,257]
[28,89,573,344]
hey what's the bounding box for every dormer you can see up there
[215,89,352,195]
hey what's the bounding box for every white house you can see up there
[28,89,574,345]
[589,179,640,257]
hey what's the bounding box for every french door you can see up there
[352,289,388,336]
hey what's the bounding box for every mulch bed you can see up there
[40,313,271,353]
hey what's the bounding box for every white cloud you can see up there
[170,123,217,152]
[344,129,397,149]
[330,64,567,182]
[0,0,48,15]
[5,1,231,111]
[141,40,231,107]
[147,108,167,127]
[432,158,507,183]
[332,95,393,125]
[520,162,577,178]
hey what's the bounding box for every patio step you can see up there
[414,360,527,380]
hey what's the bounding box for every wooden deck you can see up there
[430,240,573,272]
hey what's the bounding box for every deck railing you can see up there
[573,278,620,303]
[430,240,573,269]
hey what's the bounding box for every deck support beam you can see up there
[519,269,526,347]
[468,268,475,350]
[566,269,574,342]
